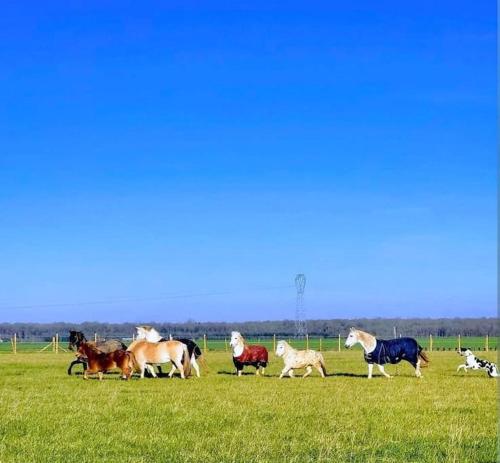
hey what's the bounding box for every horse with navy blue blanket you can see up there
[344,327,429,379]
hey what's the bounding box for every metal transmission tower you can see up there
[295,274,307,337]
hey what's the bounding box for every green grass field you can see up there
[0,350,497,462]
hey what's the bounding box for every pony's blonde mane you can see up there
[353,328,376,352]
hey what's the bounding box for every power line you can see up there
[0,285,294,311]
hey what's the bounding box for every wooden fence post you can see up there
[485,334,489,352]
[457,334,461,351]
[51,336,55,352]
[13,333,17,354]
[94,333,97,343]
[203,334,208,353]
[273,334,276,353]
[55,333,59,354]
[224,338,228,352]
[338,333,341,352]
[319,337,322,352]
[429,334,433,352]
[306,334,309,350]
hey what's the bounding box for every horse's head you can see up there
[136,326,162,342]
[76,342,91,359]
[230,331,243,348]
[68,330,85,351]
[344,327,359,349]
[275,340,288,357]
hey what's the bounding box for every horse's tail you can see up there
[126,350,139,374]
[197,353,209,372]
[181,344,191,378]
[418,346,430,367]
[318,353,327,376]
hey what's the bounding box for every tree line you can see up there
[0,318,497,341]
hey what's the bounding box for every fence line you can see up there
[0,333,497,354]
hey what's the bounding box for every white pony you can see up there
[135,326,203,378]
[275,340,326,378]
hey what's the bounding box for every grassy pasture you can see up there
[0,350,497,462]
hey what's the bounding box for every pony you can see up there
[229,331,268,376]
[344,327,428,379]
[275,340,326,378]
[135,326,204,377]
[76,342,134,380]
[67,330,127,375]
[127,339,191,379]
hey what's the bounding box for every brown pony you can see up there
[77,342,134,380]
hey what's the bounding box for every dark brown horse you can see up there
[77,342,134,380]
[67,331,127,375]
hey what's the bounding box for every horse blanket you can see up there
[364,338,420,366]
[233,345,268,369]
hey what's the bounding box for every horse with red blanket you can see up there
[230,331,268,376]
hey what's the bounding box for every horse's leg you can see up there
[168,363,177,378]
[237,368,242,377]
[415,359,422,378]
[255,364,260,376]
[98,371,103,381]
[376,364,392,378]
[191,356,200,378]
[260,367,265,376]
[302,366,312,378]
[457,364,465,372]
[67,359,79,375]
[314,362,325,378]
[288,369,295,378]
[145,364,157,378]
[279,367,289,379]
[178,361,185,379]
[367,363,373,379]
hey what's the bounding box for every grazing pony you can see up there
[135,326,204,377]
[457,348,499,377]
[77,342,134,380]
[67,330,127,375]
[230,331,268,376]
[344,327,428,379]
[127,339,191,379]
[275,340,326,378]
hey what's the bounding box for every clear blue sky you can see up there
[0,1,495,323]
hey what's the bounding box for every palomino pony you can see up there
[344,327,429,379]
[275,340,326,378]
[67,330,127,375]
[76,342,134,380]
[230,331,268,376]
[135,326,204,377]
[127,339,191,379]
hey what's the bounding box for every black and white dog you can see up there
[457,348,499,377]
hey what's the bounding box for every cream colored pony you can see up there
[275,340,326,378]
[127,339,191,379]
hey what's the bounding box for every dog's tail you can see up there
[418,346,430,367]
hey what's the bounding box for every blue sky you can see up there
[0,1,496,322]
